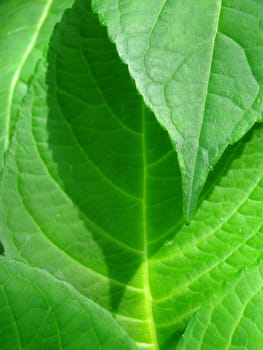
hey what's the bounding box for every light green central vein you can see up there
[4,0,53,153]
[141,101,159,350]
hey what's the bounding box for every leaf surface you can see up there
[148,123,263,348]
[2,1,263,350]
[177,263,263,349]
[0,0,74,169]
[0,257,136,350]
[1,1,183,348]
[92,0,263,219]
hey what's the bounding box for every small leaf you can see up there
[177,263,263,350]
[0,257,137,350]
[92,0,263,219]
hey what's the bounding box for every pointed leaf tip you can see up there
[93,0,263,217]
[183,190,199,225]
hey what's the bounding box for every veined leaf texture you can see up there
[1,1,263,349]
[93,0,263,220]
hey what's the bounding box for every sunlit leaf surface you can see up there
[0,258,136,350]
[177,263,263,350]
[1,1,263,349]
[92,0,263,219]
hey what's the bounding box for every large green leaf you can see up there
[0,0,74,169]
[1,1,183,348]
[92,0,263,219]
[177,263,263,349]
[0,257,136,350]
[2,1,263,350]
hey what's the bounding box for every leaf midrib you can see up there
[141,102,159,350]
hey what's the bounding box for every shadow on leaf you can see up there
[45,0,184,314]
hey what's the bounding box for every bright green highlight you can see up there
[177,263,263,349]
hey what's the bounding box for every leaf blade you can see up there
[0,257,137,350]
[2,1,263,349]
[0,0,74,168]
[0,1,183,348]
[92,0,263,219]
[150,124,263,347]
[177,263,263,349]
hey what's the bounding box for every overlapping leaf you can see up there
[0,0,74,168]
[92,0,263,219]
[177,263,263,349]
[0,258,136,350]
[147,123,263,348]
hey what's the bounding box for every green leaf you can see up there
[0,0,74,169]
[92,0,263,219]
[147,124,263,348]
[1,1,182,348]
[2,1,263,350]
[0,257,137,350]
[177,263,263,350]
